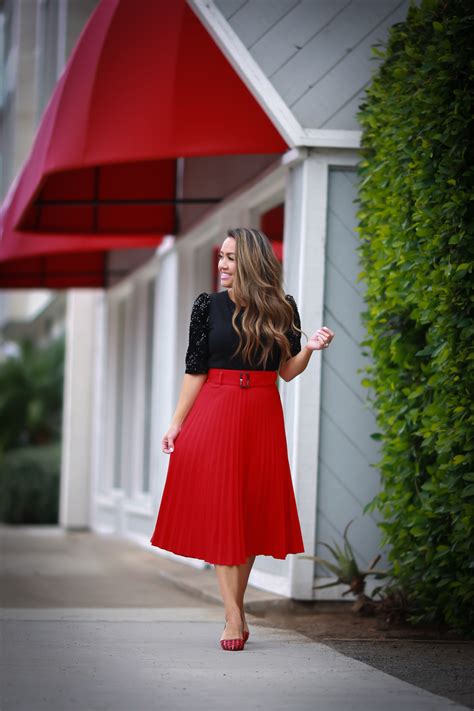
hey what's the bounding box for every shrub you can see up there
[355,0,474,635]
[0,336,65,452]
[0,442,61,524]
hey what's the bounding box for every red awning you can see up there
[0,0,287,288]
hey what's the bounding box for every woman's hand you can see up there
[279,326,335,381]
[162,423,182,454]
[305,326,335,352]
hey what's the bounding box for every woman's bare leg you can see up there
[214,564,243,640]
[237,555,255,633]
[214,555,256,639]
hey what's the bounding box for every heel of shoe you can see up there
[241,610,250,642]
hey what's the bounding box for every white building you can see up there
[1,0,414,599]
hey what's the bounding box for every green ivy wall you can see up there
[355,0,473,634]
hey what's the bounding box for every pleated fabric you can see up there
[149,368,305,565]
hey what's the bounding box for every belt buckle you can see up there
[239,371,250,388]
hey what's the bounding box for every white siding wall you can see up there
[89,155,390,599]
[314,167,388,595]
[215,0,413,130]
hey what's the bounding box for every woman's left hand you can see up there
[305,326,335,352]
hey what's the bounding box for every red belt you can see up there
[206,368,277,388]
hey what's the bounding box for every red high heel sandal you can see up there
[220,622,245,651]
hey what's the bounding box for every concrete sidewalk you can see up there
[1,526,470,711]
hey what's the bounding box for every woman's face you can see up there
[218,236,236,289]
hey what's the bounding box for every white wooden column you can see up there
[59,289,100,529]
[282,149,329,599]
[149,239,180,513]
[89,290,107,529]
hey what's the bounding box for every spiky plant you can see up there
[298,518,391,597]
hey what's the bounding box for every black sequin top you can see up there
[184,289,302,374]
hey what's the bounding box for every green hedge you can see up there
[0,336,65,452]
[355,0,474,635]
[0,442,60,524]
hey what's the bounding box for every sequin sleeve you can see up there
[184,292,210,374]
[285,294,302,357]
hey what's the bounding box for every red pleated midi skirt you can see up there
[149,368,305,565]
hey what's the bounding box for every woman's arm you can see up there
[162,291,210,453]
[278,344,313,382]
[171,373,207,427]
[279,327,335,382]
[162,373,207,453]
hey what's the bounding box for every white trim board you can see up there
[248,566,294,598]
[189,0,362,150]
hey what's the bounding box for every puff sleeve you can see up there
[184,292,210,374]
[285,294,302,357]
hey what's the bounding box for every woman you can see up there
[150,228,334,651]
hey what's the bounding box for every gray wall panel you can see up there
[270,1,396,107]
[215,0,249,20]
[251,0,350,77]
[315,167,388,581]
[291,2,410,128]
[224,0,298,48]
[216,0,414,130]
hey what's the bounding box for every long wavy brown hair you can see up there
[225,228,306,369]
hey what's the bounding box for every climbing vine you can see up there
[355,0,474,634]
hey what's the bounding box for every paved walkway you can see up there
[1,526,470,711]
